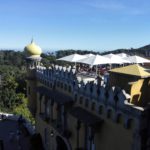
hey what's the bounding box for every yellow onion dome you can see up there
[24,40,42,57]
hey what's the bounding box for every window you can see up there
[91,102,95,111]
[126,119,134,130]
[79,97,83,104]
[116,114,124,124]
[46,100,51,119]
[50,83,53,88]
[39,94,43,114]
[74,94,78,102]
[98,105,103,115]
[57,81,60,87]
[68,86,72,93]
[61,83,63,89]
[85,99,89,107]
[107,109,113,119]
[64,84,67,90]
[28,86,31,95]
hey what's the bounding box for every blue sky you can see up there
[0,0,150,51]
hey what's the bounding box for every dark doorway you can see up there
[56,136,68,150]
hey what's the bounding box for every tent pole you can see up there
[96,65,98,76]
[75,62,76,70]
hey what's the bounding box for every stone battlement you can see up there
[35,65,148,132]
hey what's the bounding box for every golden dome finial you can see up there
[24,40,42,57]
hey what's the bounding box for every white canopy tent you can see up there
[57,53,87,68]
[83,53,95,57]
[103,53,130,64]
[76,54,110,75]
[115,52,129,58]
[124,55,150,64]
[57,53,87,62]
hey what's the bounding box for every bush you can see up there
[13,96,35,125]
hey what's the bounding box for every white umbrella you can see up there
[124,55,150,64]
[76,54,110,75]
[103,53,130,64]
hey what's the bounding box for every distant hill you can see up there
[101,44,150,57]
[0,43,150,66]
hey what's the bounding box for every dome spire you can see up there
[31,37,34,43]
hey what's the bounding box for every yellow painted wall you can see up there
[95,120,133,150]
[31,75,135,150]
[26,68,39,115]
[67,113,133,150]
[110,73,150,107]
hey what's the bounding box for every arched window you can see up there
[116,113,124,124]
[79,97,83,104]
[107,109,113,119]
[91,102,95,111]
[74,94,78,102]
[57,81,60,87]
[64,84,67,90]
[45,98,51,120]
[98,105,103,115]
[28,86,31,95]
[68,86,72,93]
[126,119,134,130]
[85,99,89,107]
[39,93,43,114]
[50,83,53,88]
[61,83,63,89]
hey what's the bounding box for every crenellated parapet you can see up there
[36,65,146,131]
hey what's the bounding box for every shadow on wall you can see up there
[30,133,44,150]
